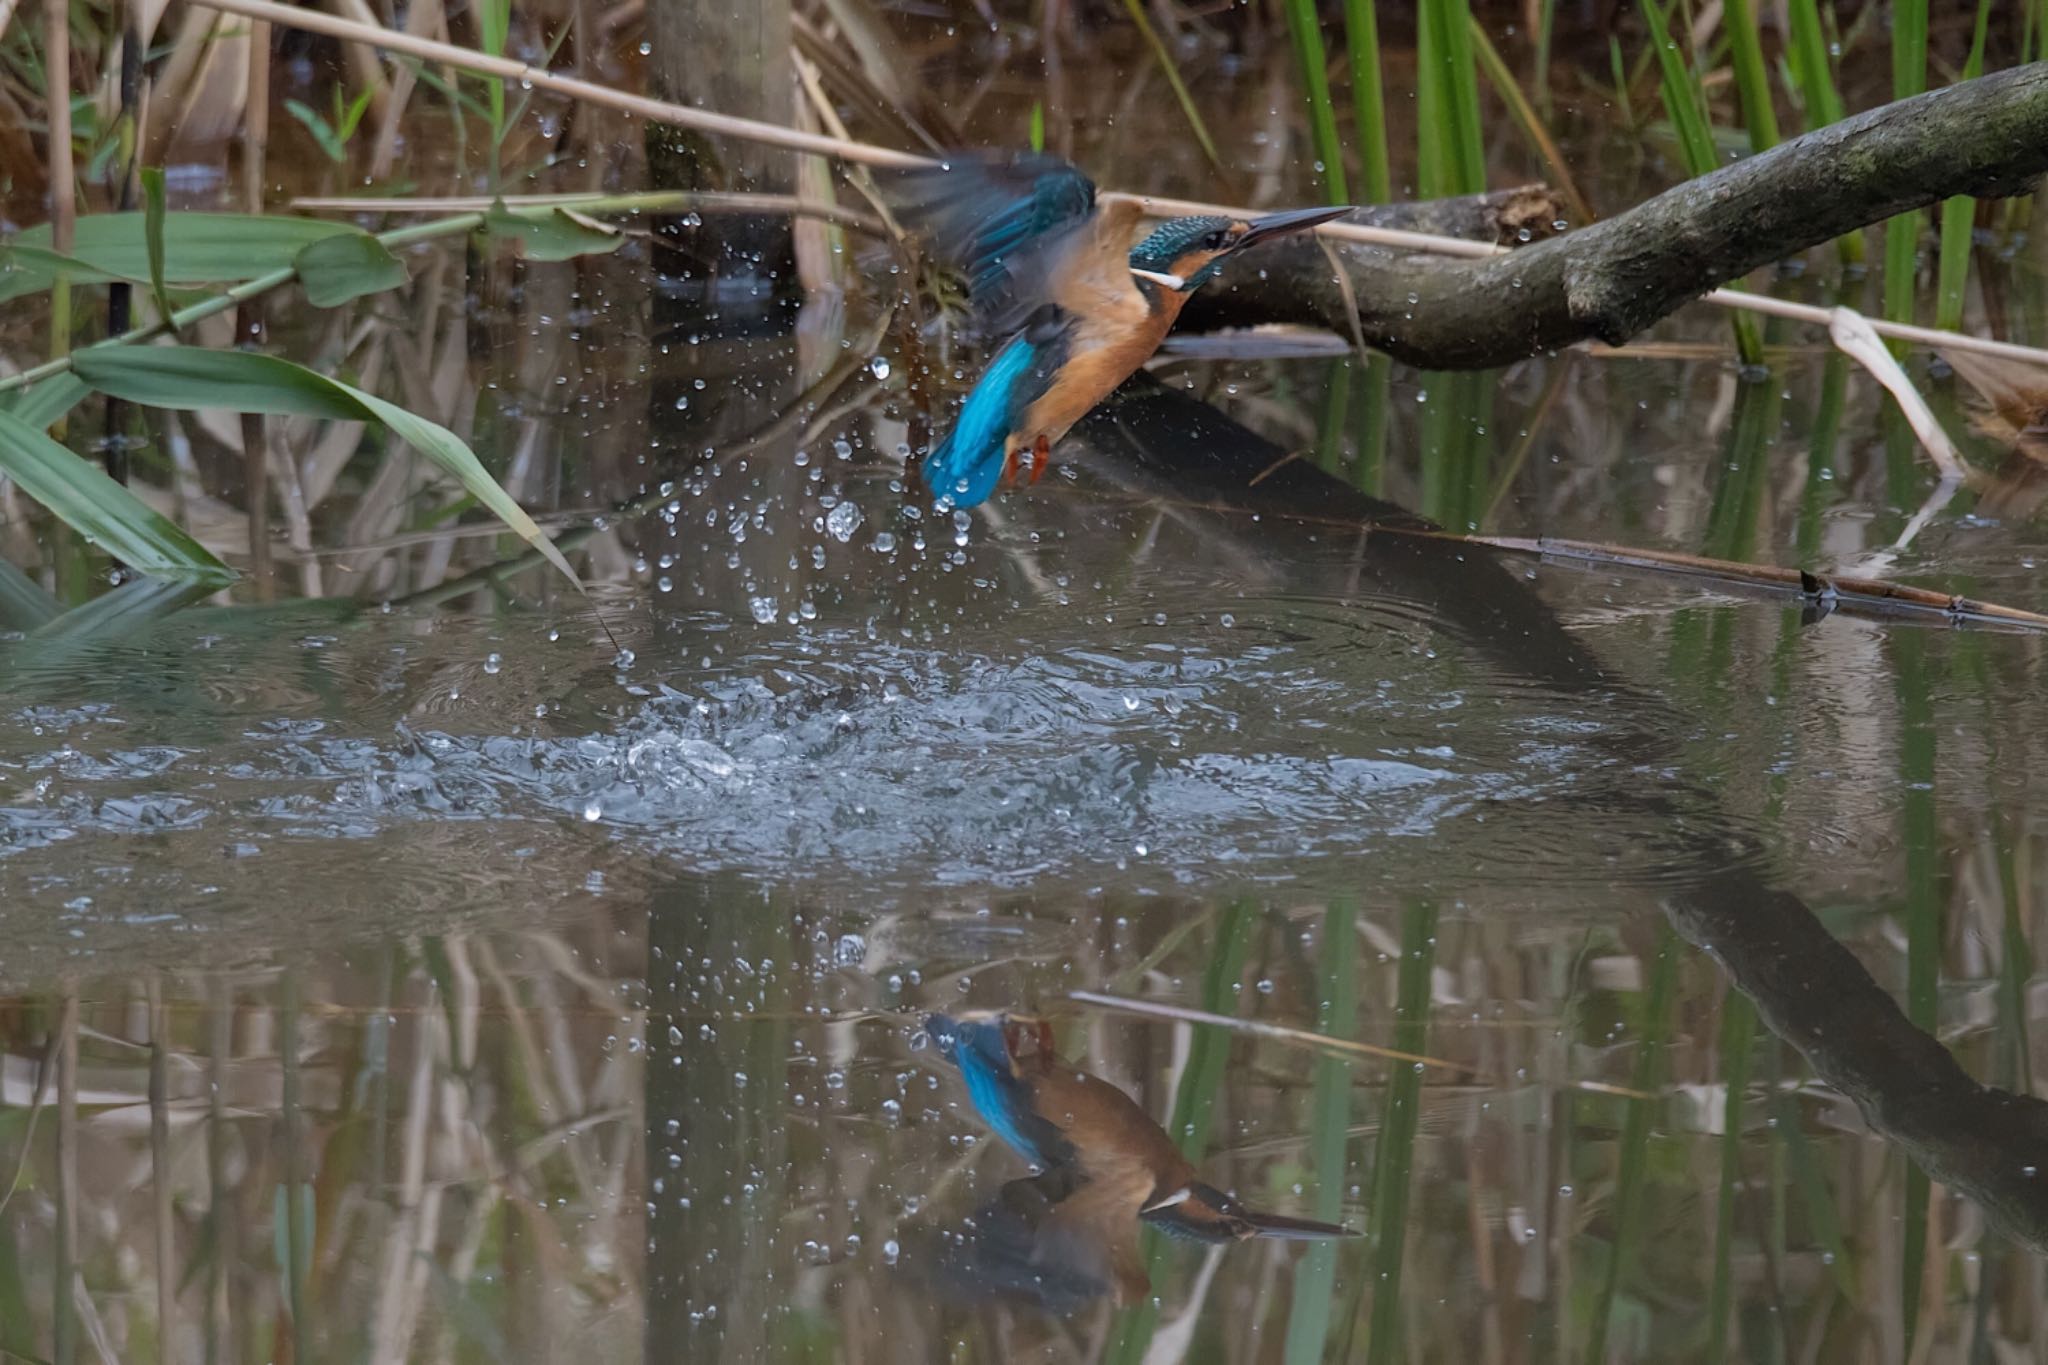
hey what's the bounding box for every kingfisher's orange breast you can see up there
[1013,292,1188,455]
[1003,201,1187,458]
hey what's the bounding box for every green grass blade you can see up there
[1535,0,1558,117]
[1639,0,1763,364]
[1608,36,1635,132]
[1466,16,1592,224]
[1934,198,1976,334]
[1363,897,1436,1365]
[1586,924,1679,1365]
[1798,352,1848,564]
[139,167,175,323]
[1122,0,1224,172]
[0,408,233,580]
[1637,0,1716,176]
[1313,361,1353,475]
[1883,0,1929,334]
[283,98,347,162]
[1722,0,1781,152]
[72,346,579,586]
[1284,901,1360,1365]
[1783,0,1845,126]
[1934,0,1993,333]
[1106,901,1257,1364]
[1342,0,1391,203]
[1897,629,1938,1349]
[1416,0,1486,196]
[1775,1090,1855,1296]
[1783,0,1861,263]
[1281,0,1350,202]
[1353,353,1390,496]
[1439,0,1486,194]
[479,0,509,147]
[1709,991,1757,1361]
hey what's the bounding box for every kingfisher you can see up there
[887,155,1352,508]
[924,1011,1359,1244]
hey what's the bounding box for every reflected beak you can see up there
[1236,204,1354,249]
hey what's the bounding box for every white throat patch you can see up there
[1142,1186,1194,1213]
[1130,268,1186,291]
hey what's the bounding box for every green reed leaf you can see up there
[1363,897,1436,1365]
[1284,900,1360,1365]
[0,408,233,580]
[1281,0,1350,202]
[1342,0,1390,202]
[72,346,578,586]
[294,232,410,307]
[483,206,623,263]
[1934,0,1994,333]
[140,167,176,324]
[13,212,355,289]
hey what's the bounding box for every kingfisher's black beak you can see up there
[1236,204,1354,249]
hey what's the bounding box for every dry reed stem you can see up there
[45,0,73,254]
[242,17,269,209]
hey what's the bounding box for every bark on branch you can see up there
[1183,63,2048,369]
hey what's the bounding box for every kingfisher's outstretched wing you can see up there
[883,152,1106,337]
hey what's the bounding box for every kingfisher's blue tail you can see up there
[924,1013,1069,1170]
[923,336,1037,509]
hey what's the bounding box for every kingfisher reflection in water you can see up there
[898,1011,1356,1316]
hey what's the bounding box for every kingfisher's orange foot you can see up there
[1028,434,1050,485]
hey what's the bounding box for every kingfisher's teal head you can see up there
[1128,205,1354,295]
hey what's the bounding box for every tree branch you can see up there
[1183,63,2048,369]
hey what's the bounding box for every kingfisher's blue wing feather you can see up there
[884,152,1097,335]
[925,1013,1075,1169]
[921,331,1061,508]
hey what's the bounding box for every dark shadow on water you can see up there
[1073,373,2048,1254]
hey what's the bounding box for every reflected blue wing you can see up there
[925,1013,1074,1168]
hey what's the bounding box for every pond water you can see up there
[5,10,2048,1364]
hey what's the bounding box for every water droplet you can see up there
[868,356,891,380]
[483,652,502,674]
[582,799,603,822]
[749,595,779,624]
[827,500,864,543]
